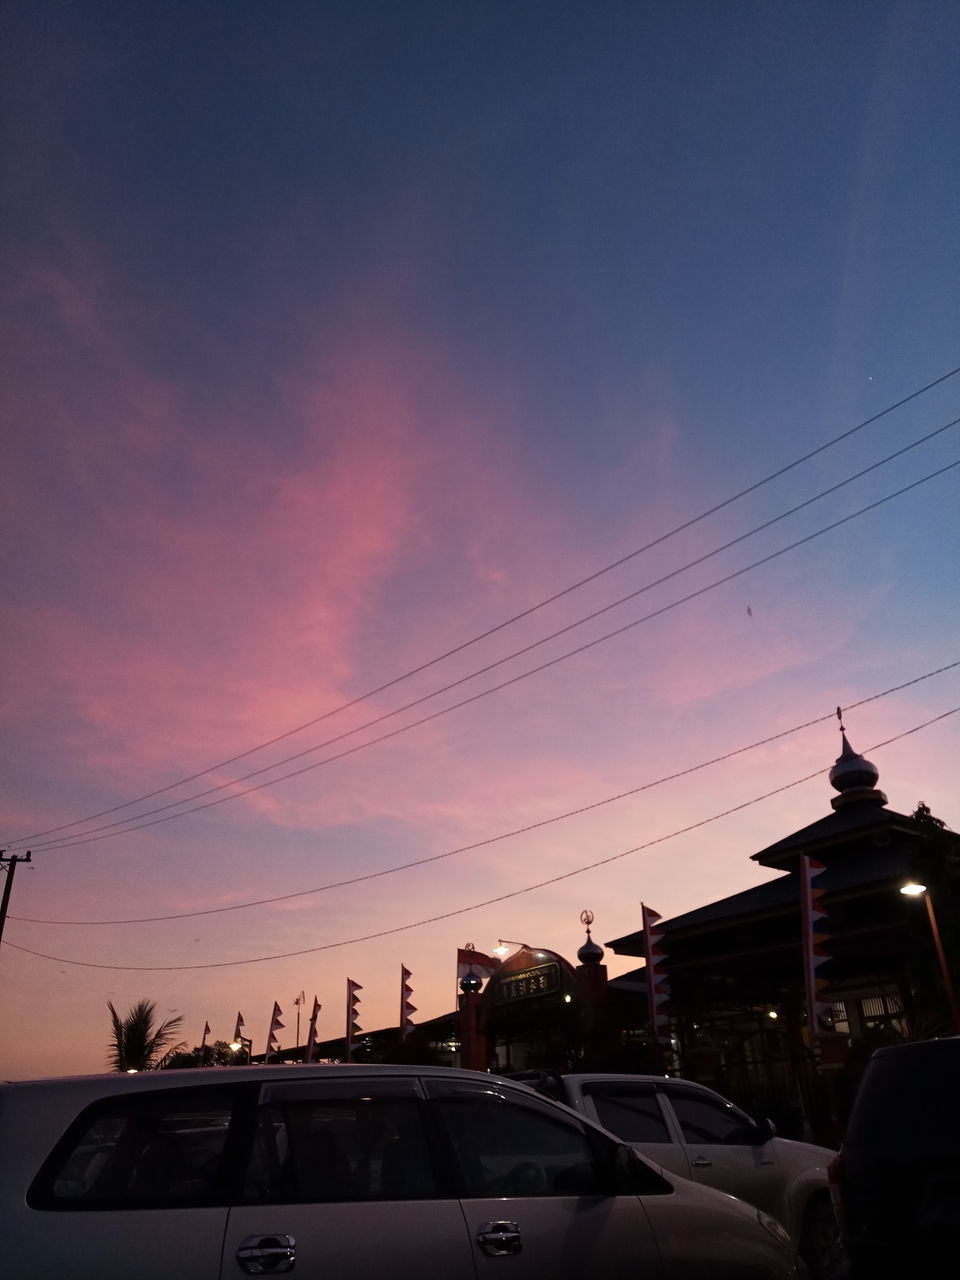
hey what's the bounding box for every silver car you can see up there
[1,1064,803,1279]
[507,1071,842,1279]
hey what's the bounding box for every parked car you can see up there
[0,1063,804,1279]
[504,1070,844,1280]
[829,1035,960,1277]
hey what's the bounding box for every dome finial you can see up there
[577,909,604,964]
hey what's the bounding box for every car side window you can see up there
[425,1079,604,1197]
[667,1091,758,1145]
[27,1086,239,1210]
[243,1077,437,1203]
[580,1083,672,1143]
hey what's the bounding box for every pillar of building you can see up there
[575,916,610,1066]
[457,971,487,1071]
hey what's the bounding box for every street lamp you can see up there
[900,881,960,1033]
[229,1035,253,1063]
[494,940,529,957]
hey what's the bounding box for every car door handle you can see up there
[236,1234,296,1274]
[477,1220,522,1256]
[690,1157,712,1168]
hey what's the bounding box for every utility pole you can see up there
[293,991,306,1048]
[0,850,32,949]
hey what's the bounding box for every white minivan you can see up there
[1,1063,804,1279]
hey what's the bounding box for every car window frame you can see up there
[26,1081,257,1212]
[243,1073,441,1205]
[659,1083,760,1147]
[421,1076,670,1199]
[578,1080,677,1146]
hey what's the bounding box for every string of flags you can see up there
[345,979,363,1061]
[801,853,831,1041]
[266,1001,284,1061]
[400,966,416,1041]
[641,903,671,1042]
[191,869,835,1072]
[303,996,322,1064]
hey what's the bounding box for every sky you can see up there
[1,0,958,1080]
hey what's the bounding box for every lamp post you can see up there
[900,881,960,1034]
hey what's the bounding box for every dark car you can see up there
[829,1036,960,1277]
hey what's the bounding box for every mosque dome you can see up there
[577,928,604,965]
[828,732,886,809]
[459,969,482,994]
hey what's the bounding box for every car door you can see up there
[221,1075,474,1280]
[21,1083,239,1280]
[424,1076,663,1280]
[662,1084,781,1217]
[577,1080,692,1180]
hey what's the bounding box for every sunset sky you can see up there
[2,1,958,1080]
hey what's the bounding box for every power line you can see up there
[4,706,955,971]
[10,364,959,848]
[13,659,959,924]
[22,455,960,853]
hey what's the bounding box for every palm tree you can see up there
[107,999,186,1072]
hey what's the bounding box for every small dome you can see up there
[829,733,880,793]
[577,929,604,965]
[828,732,887,810]
[459,969,482,994]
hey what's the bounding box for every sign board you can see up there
[493,962,561,1004]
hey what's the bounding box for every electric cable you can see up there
[3,706,956,970]
[22,455,960,853]
[10,364,959,847]
[13,658,958,923]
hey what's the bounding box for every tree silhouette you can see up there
[106,999,186,1072]
[163,1040,236,1069]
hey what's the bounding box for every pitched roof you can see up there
[750,800,916,868]
[605,844,912,956]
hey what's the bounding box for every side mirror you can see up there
[752,1117,777,1143]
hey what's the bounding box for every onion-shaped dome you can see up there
[830,733,880,792]
[577,928,604,965]
[828,732,886,809]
